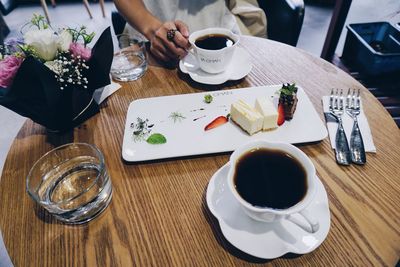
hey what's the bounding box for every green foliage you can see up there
[67,26,95,46]
[30,14,49,30]
[18,45,41,61]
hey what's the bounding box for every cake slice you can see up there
[230,99,263,135]
[255,96,278,130]
[278,83,298,120]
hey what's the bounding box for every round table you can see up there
[1,37,399,266]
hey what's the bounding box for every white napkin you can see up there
[93,81,121,104]
[322,96,376,153]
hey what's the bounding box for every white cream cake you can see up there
[230,99,263,135]
[255,96,278,130]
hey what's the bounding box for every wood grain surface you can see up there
[0,36,399,267]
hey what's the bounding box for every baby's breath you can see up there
[50,52,89,90]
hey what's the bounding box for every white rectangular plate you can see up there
[122,85,327,162]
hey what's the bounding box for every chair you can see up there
[112,0,305,46]
[320,0,400,128]
[0,12,9,44]
[0,0,16,15]
[0,0,105,25]
[258,0,305,46]
[39,0,105,24]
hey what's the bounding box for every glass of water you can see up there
[111,34,148,81]
[26,143,112,224]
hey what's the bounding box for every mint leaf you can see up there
[146,133,167,144]
[279,83,298,96]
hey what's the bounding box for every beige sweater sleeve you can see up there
[227,0,267,38]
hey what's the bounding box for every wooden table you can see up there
[1,36,399,266]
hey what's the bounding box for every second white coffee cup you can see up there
[188,28,239,74]
[227,140,320,233]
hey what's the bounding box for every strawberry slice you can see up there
[277,104,285,126]
[204,116,228,131]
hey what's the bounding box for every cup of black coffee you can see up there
[188,28,239,74]
[227,140,320,233]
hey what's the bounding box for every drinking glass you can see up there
[110,33,148,81]
[26,143,112,224]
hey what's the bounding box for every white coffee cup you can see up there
[188,28,239,74]
[227,140,320,233]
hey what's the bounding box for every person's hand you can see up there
[149,20,190,63]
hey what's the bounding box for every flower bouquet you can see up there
[0,15,113,131]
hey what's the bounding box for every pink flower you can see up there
[0,56,23,88]
[69,42,92,61]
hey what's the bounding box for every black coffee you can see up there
[195,34,234,50]
[234,148,307,209]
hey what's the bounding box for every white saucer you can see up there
[206,163,331,259]
[179,47,252,85]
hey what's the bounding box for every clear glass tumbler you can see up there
[110,34,148,81]
[26,143,112,224]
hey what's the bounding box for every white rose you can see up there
[58,30,73,52]
[24,29,58,61]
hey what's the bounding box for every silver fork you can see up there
[329,89,352,165]
[346,89,366,165]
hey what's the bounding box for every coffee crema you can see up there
[195,34,234,50]
[233,148,307,209]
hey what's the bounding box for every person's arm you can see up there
[114,0,190,62]
[114,0,160,41]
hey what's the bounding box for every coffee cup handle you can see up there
[187,46,196,57]
[286,209,320,233]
